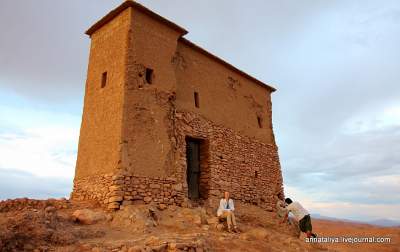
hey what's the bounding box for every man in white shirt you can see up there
[217,191,238,233]
[276,193,300,237]
[282,198,316,238]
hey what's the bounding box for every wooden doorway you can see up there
[186,137,210,201]
[186,139,201,200]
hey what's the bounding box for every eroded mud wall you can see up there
[121,9,184,178]
[72,2,283,211]
[174,41,276,144]
[74,8,132,179]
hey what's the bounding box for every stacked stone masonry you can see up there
[174,111,282,211]
[72,173,185,210]
[72,109,283,211]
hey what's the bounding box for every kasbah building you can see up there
[71,0,284,211]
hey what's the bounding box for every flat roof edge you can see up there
[85,1,188,36]
[85,1,277,93]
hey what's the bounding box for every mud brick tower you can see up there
[71,0,283,210]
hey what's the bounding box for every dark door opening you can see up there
[186,137,210,201]
[186,139,201,200]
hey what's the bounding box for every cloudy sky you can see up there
[0,0,399,222]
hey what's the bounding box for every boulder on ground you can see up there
[72,209,106,225]
[157,203,167,210]
[245,227,269,240]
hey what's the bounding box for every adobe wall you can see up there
[72,7,186,208]
[174,111,283,211]
[174,41,275,145]
[171,40,283,209]
[121,8,184,178]
[72,2,283,211]
[74,8,132,179]
[71,107,283,211]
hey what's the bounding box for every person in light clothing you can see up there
[282,198,316,238]
[275,192,288,219]
[217,191,238,232]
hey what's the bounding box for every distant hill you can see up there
[368,218,400,227]
[312,213,400,227]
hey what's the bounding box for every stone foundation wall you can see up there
[175,111,283,211]
[71,109,283,212]
[71,173,112,204]
[0,198,70,213]
[71,172,185,210]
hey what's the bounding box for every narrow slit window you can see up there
[255,171,258,178]
[101,71,107,88]
[257,116,263,128]
[194,92,199,108]
[145,68,153,84]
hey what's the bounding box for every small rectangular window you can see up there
[255,171,258,178]
[194,92,199,108]
[145,68,153,84]
[101,71,107,88]
[257,116,263,128]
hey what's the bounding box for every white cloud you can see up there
[342,104,400,134]
[0,127,78,178]
[0,97,80,179]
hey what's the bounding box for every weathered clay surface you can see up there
[72,0,283,211]
[72,109,283,210]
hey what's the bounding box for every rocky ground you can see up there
[0,198,342,252]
